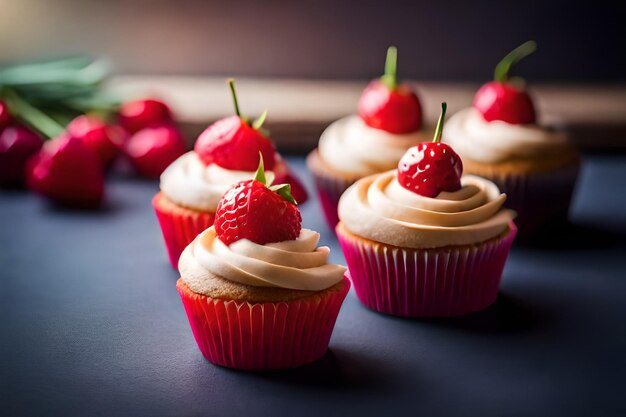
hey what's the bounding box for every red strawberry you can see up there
[194,79,276,171]
[398,103,463,197]
[27,135,104,208]
[118,98,173,133]
[124,124,186,178]
[0,100,12,130]
[215,158,301,245]
[473,41,537,124]
[358,46,422,134]
[195,115,276,171]
[0,124,43,187]
[67,115,126,166]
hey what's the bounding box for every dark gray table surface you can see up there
[2,155,626,417]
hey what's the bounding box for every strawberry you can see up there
[67,115,126,167]
[124,123,186,178]
[0,100,12,130]
[473,41,537,124]
[214,157,301,245]
[194,79,276,171]
[27,135,105,208]
[398,103,463,197]
[358,46,422,134]
[0,124,43,187]
[118,98,173,133]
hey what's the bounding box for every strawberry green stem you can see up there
[494,40,537,83]
[4,88,64,138]
[432,102,447,143]
[228,78,243,118]
[380,46,397,90]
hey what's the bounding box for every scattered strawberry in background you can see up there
[358,46,422,134]
[215,157,302,246]
[0,123,44,187]
[0,100,12,130]
[472,40,537,125]
[27,135,105,209]
[118,99,173,133]
[67,115,127,167]
[124,124,186,179]
[398,103,463,197]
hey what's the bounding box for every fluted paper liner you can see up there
[153,193,215,269]
[337,223,517,317]
[306,151,358,230]
[176,277,350,370]
[469,163,579,240]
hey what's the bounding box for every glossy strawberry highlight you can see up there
[27,135,105,208]
[398,103,463,197]
[473,41,537,124]
[215,158,301,246]
[0,124,43,187]
[118,98,173,133]
[358,46,422,134]
[194,79,276,171]
[67,115,125,166]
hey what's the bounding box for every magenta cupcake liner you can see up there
[310,171,356,230]
[337,223,517,318]
[489,163,580,239]
[176,277,350,370]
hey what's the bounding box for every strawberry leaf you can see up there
[269,183,297,205]
[252,109,268,130]
[254,153,266,185]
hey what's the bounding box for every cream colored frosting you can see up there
[338,170,515,248]
[318,115,431,176]
[443,108,570,164]
[159,151,275,211]
[179,227,346,292]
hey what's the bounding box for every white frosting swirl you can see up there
[339,171,515,248]
[160,152,275,211]
[318,115,431,176]
[179,227,346,291]
[443,108,570,164]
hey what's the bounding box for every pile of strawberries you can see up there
[0,98,186,208]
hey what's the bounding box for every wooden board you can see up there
[109,76,626,153]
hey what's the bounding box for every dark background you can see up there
[1,0,625,82]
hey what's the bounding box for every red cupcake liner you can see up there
[152,194,215,269]
[337,223,517,318]
[176,277,351,370]
[482,163,579,240]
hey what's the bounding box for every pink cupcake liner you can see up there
[337,223,517,318]
[152,194,215,269]
[485,163,579,239]
[176,277,351,370]
[310,171,356,230]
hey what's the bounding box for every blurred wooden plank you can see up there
[109,76,626,153]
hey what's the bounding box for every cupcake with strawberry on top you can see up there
[337,103,517,317]
[176,158,349,370]
[444,41,580,239]
[307,46,430,229]
[153,80,307,268]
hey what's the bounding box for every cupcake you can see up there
[337,103,517,318]
[177,160,349,370]
[154,80,308,268]
[444,41,580,239]
[307,46,430,229]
